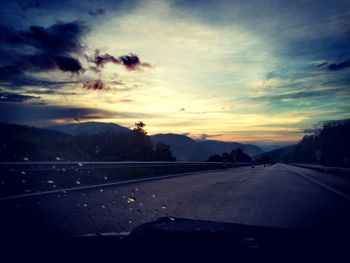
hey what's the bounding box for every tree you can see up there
[133,121,147,134]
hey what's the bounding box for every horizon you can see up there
[1,0,350,145]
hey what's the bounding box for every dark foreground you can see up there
[1,163,350,261]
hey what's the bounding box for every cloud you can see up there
[328,60,350,71]
[0,21,87,88]
[90,51,152,71]
[88,8,106,17]
[0,92,39,102]
[82,80,107,90]
[0,102,155,126]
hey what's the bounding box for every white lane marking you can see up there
[0,168,233,201]
[286,165,350,201]
[237,177,247,182]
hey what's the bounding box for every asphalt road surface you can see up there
[1,163,350,237]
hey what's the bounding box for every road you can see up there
[1,163,350,237]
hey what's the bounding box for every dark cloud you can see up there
[317,62,328,68]
[328,60,350,71]
[88,8,106,17]
[0,21,87,88]
[0,92,39,102]
[90,51,152,71]
[82,80,107,90]
[0,102,155,126]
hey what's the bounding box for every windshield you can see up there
[0,0,350,244]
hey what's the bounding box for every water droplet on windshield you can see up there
[78,163,83,167]
[101,205,106,209]
[99,189,104,192]
[56,157,61,161]
[128,219,133,224]
[152,194,157,198]
[47,180,54,184]
[135,187,139,191]
[104,176,108,181]
[162,205,166,209]
[21,171,26,175]
[62,168,66,172]
[127,197,136,203]
[23,157,29,161]
[139,203,143,207]
[52,184,56,188]
[83,203,88,207]
[21,179,26,184]
[169,217,175,221]
[76,181,81,185]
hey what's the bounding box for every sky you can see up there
[0,0,349,145]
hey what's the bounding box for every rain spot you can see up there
[101,205,106,209]
[52,184,56,188]
[162,205,166,210]
[21,179,26,184]
[122,195,126,199]
[152,194,157,198]
[76,181,81,185]
[128,219,133,224]
[127,197,136,204]
[83,203,88,207]
[62,168,66,172]
[112,201,116,205]
[135,187,139,191]
[139,203,143,207]
[78,163,83,167]
[99,189,104,192]
[104,176,108,181]
[23,157,29,161]
[169,217,175,221]
[47,180,54,184]
[21,171,26,175]
[56,157,61,161]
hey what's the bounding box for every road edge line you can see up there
[286,165,350,201]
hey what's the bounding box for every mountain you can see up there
[151,133,264,161]
[254,145,296,163]
[0,122,174,161]
[48,122,130,135]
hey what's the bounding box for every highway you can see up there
[1,163,350,237]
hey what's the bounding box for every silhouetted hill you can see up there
[48,122,130,135]
[151,134,263,161]
[0,123,174,161]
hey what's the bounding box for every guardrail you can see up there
[290,163,350,176]
[0,161,252,171]
[0,161,253,198]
